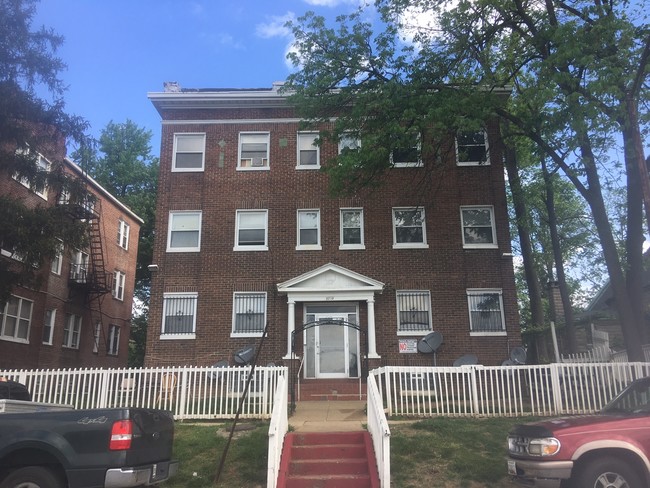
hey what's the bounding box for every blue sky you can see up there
[34,0,365,157]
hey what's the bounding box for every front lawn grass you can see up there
[165,416,533,487]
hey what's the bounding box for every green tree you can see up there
[0,0,90,305]
[286,0,649,359]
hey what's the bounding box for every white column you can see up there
[283,299,296,359]
[367,297,380,359]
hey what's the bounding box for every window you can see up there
[239,132,269,169]
[340,208,364,249]
[167,211,202,252]
[391,135,422,167]
[71,250,89,283]
[42,309,56,345]
[1,296,33,343]
[173,133,205,171]
[117,219,130,250]
[113,270,126,301]
[297,132,319,168]
[297,209,321,250]
[93,321,101,353]
[461,206,497,248]
[162,293,197,338]
[108,324,120,355]
[13,153,50,199]
[396,291,432,335]
[63,314,82,349]
[467,289,506,334]
[232,292,266,336]
[338,134,361,153]
[235,210,268,250]
[456,130,489,166]
[51,240,63,275]
[392,208,428,248]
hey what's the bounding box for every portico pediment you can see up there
[277,263,384,294]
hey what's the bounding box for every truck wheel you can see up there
[574,457,644,488]
[0,466,64,488]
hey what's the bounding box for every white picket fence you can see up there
[0,365,287,420]
[371,362,650,417]
[561,344,611,363]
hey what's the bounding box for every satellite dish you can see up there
[234,345,255,365]
[501,359,515,366]
[208,360,229,379]
[453,354,479,366]
[510,346,527,365]
[417,331,443,354]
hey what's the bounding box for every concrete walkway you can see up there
[289,400,366,432]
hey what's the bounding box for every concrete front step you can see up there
[279,431,379,488]
[298,379,367,401]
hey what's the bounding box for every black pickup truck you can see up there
[0,405,179,488]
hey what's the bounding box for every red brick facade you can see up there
[0,154,141,370]
[146,84,521,372]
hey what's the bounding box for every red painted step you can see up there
[277,431,379,488]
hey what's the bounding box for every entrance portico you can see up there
[277,263,384,361]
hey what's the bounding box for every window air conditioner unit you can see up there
[252,157,267,167]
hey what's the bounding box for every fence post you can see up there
[98,369,110,408]
[469,366,480,415]
[550,363,563,415]
[382,367,393,417]
[178,367,188,420]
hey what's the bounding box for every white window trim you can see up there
[467,288,507,336]
[172,133,206,172]
[63,314,82,349]
[460,205,498,249]
[0,295,33,344]
[92,321,101,353]
[118,219,130,250]
[113,270,126,301]
[456,130,490,166]
[396,290,433,336]
[51,239,63,275]
[13,153,50,200]
[296,209,322,251]
[296,132,320,169]
[234,210,269,251]
[238,132,270,171]
[167,211,202,253]
[160,292,197,340]
[392,207,429,249]
[108,324,120,355]
[231,291,267,338]
[43,309,56,345]
[390,135,422,168]
[339,208,365,250]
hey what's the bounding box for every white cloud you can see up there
[303,0,360,6]
[397,4,444,46]
[189,2,204,16]
[256,12,296,39]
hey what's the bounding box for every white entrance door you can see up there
[304,312,359,379]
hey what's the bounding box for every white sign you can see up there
[399,339,418,354]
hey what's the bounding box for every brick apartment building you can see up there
[145,82,521,379]
[0,149,142,370]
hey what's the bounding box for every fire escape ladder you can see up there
[88,211,109,297]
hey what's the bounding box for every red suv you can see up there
[507,376,650,488]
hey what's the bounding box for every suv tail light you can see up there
[110,420,133,450]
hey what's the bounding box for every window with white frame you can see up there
[391,135,422,167]
[340,208,364,249]
[297,132,319,168]
[338,134,361,153]
[42,309,56,345]
[93,321,101,353]
[13,153,50,199]
[235,210,268,250]
[113,270,126,301]
[63,314,82,349]
[167,211,202,252]
[117,219,130,250]
[396,291,432,334]
[461,206,497,248]
[51,239,63,275]
[297,209,321,250]
[173,133,205,171]
[467,289,506,334]
[108,324,120,355]
[1,295,33,343]
[239,132,270,169]
[456,130,489,166]
[232,292,266,336]
[162,293,197,338]
[71,250,89,283]
[392,207,428,248]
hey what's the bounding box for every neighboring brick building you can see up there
[0,151,142,370]
[146,82,521,378]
